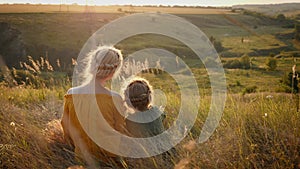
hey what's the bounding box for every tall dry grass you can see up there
[0,85,76,169]
[0,82,299,169]
[0,57,299,168]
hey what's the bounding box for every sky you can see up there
[0,0,299,6]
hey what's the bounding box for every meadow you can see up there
[0,72,299,168]
[0,4,300,169]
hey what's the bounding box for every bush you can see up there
[276,13,286,22]
[242,85,257,95]
[209,36,224,52]
[295,24,300,41]
[275,84,292,93]
[213,41,224,52]
[204,57,218,68]
[236,80,241,86]
[265,57,277,71]
[117,8,122,12]
[223,59,242,69]
[240,55,251,69]
[11,69,40,87]
[223,55,251,69]
[220,51,241,58]
[269,52,275,57]
[281,71,299,93]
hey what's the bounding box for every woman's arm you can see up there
[113,96,129,135]
[61,96,74,147]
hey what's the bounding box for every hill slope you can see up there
[0,11,295,69]
[233,3,300,17]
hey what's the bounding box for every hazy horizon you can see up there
[0,0,299,7]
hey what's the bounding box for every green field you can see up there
[0,9,298,65]
[0,4,300,169]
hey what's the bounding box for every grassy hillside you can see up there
[0,82,299,168]
[0,4,233,14]
[0,10,297,69]
[0,9,298,94]
[233,3,300,17]
[0,4,300,168]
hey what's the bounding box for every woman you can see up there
[61,46,127,167]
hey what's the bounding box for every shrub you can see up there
[281,71,299,93]
[117,8,122,12]
[204,57,218,68]
[10,69,40,86]
[240,55,251,69]
[242,85,257,95]
[276,13,286,22]
[209,36,224,52]
[220,51,241,58]
[275,84,292,93]
[269,52,275,57]
[213,41,224,52]
[223,56,251,69]
[295,24,300,41]
[236,80,241,86]
[265,57,277,71]
[223,59,242,69]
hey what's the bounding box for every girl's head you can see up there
[84,46,123,82]
[124,77,153,111]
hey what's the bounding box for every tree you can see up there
[276,13,286,22]
[209,36,224,52]
[265,57,277,71]
[213,41,224,52]
[117,8,122,12]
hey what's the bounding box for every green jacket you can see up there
[126,106,166,138]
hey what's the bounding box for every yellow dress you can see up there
[61,93,126,164]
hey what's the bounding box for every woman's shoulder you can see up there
[67,85,90,94]
[66,85,120,95]
[65,86,123,100]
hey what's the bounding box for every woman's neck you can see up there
[94,77,111,94]
[95,77,106,87]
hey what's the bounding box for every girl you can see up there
[124,77,166,138]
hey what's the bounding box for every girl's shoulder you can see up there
[126,106,165,123]
[149,106,165,114]
[150,106,166,120]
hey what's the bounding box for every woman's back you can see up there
[62,91,126,163]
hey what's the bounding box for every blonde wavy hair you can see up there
[82,46,123,83]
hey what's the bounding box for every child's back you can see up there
[123,77,176,167]
[123,78,166,138]
[126,106,165,138]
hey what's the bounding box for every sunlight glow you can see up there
[0,0,299,6]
